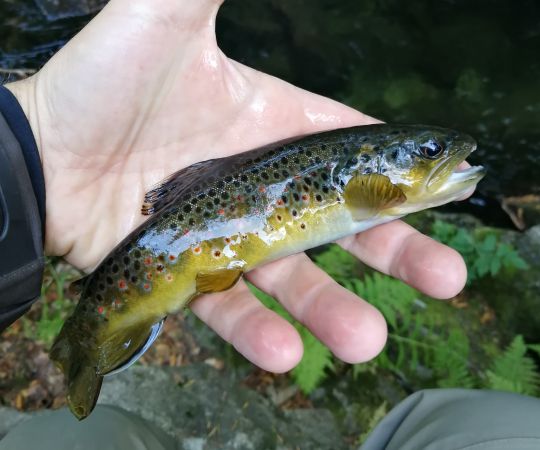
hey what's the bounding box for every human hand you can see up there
[7,0,467,372]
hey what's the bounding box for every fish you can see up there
[50,124,485,419]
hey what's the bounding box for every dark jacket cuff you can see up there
[0,85,45,332]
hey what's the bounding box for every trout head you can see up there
[343,125,485,218]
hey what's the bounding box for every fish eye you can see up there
[419,139,444,159]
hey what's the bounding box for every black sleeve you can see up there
[0,85,45,333]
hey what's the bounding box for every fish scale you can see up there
[50,124,485,419]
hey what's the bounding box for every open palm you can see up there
[8,0,467,372]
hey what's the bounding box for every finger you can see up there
[189,279,303,373]
[247,253,387,364]
[339,220,467,299]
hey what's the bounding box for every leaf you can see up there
[490,257,501,276]
[292,327,334,393]
[248,283,333,394]
[528,344,540,357]
[486,335,540,395]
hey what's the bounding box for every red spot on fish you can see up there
[144,257,153,266]
[118,279,127,291]
[237,195,243,201]
[145,272,153,281]
[156,265,164,273]
[97,306,104,314]
[169,254,176,262]
[218,209,225,215]
[301,194,309,201]
[143,283,151,291]
[277,199,284,206]
[183,229,190,236]
[294,175,301,180]
[166,274,173,282]
[224,237,231,244]
[258,186,266,193]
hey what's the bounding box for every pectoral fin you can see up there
[344,173,406,220]
[196,268,243,294]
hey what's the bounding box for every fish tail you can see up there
[50,327,103,421]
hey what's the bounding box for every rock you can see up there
[98,364,347,450]
[35,0,107,20]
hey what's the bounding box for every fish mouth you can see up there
[447,164,486,185]
[427,142,485,194]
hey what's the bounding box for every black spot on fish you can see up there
[315,156,322,164]
[225,176,233,182]
[183,204,192,213]
[293,193,300,201]
[112,264,119,274]
[261,173,269,180]
[365,168,373,174]
[189,218,195,226]
[315,194,322,202]
[321,173,329,181]
[360,153,371,162]
[123,256,130,265]
[106,277,113,285]
[195,206,202,214]
[134,261,141,270]
[208,189,216,197]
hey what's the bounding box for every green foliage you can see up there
[23,260,75,346]
[486,336,540,395]
[248,285,333,393]
[248,227,535,397]
[431,220,529,283]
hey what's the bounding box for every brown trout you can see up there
[51,124,485,419]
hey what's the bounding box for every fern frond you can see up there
[292,326,334,393]
[486,335,540,395]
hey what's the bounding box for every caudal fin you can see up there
[66,361,103,420]
[50,327,103,421]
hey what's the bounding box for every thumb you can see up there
[102,0,224,31]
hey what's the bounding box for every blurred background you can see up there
[1,1,539,448]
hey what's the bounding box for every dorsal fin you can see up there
[141,159,222,216]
